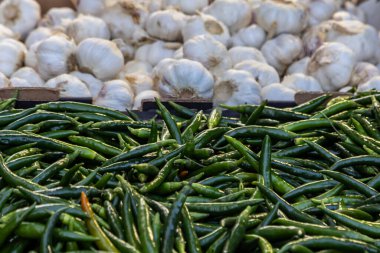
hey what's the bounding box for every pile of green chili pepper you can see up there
[0,93,380,252]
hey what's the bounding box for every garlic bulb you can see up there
[162,0,208,14]
[173,47,183,59]
[228,47,267,66]
[25,27,54,48]
[261,83,296,101]
[0,38,26,77]
[0,0,40,38]
[357,76,380,92]
[305,0,337,26]
[256,0,307,37]
[230,25,267,49]
[94,79,134,111]
[282,73,323,92]
[135,41,181,66]
[66,15,111,44]
[203,0,252,33]
[10,67,44,87]
[343,1,366,23]
[101,1,149,43]
[112,39,135,61]
[39,7,76,29]
[124,74,154,95]
[0,24,16,40]
[45,74,91,98]
[76,0,106,16]
[333,11,361,22]
[76,38,124,81]
[234,60,280,87]
[0,72,10,88]
[349,62,379,87]
[286,57,311,75]
[307,42,356,91]
[70,71,103,98]
[133,90,160,110]
[213,69,261,106]
[261,34,304,75]
[36,34,76,81]
[181,13,230,46]
[135,0,162,13]
[146,9,187,41]
[123,60,153,75]
[25,41,39,69]
[183,34,231,76]
[153,58,214,98]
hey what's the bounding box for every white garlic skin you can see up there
[234,60,280,88]
[135,0,162,13]
[307,42,356,91]
[70,71,104,98]
[230,25,267,49]
[153,58,214,99]
[286,57,311,75]
[306,0,337,26]
[45,74,91,98]
[261,83,296,102]
[0,72,10,88]
[183,34,231,76]
[94,79,134,111]
[123,60,153,76]
[256,0,307,37]
[146,9,187,41]
[135,41,181,66]
[349,62,380,87]
[213,69,261,106]
[282,73,323,92]
[343,1,366,23]
[39,7,77,29]
[203,0,252,33]
[124,74,154,95]
[112,39,135,61]
[10,67,44,87]
[25,27,54,48]
[133,90,160,110]
[66,15,111,44]
[76,38,124,81]
[76,0,106,16]
[333,11,361,22]
[162,0,208,14]
[0,24,17,40]
[173,47,183,59]
[0,38,26,77]
[36,34,77,81]
[228,46,267,66]
[261,34,304,75]
[182,13,230,46]
[0,0,41,38]
[357,76,380,92]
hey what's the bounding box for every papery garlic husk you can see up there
[282,73,323,92]
[35,34,76,81]
[286,57,311,75]
[203,0,252,34]
[0,0,40,38]
[357,76,380,92]
[135,40,181,66]
[183,34,231,76]
[39,7,76,29]
[261,34,304,75]
[70,71,103,98]
[333,11,361,22]
[122,60,153,76]
[181,13,230,46]
[261,83,296,101]
[228,46,267,66]
[153,58,214,98]
[101,1,149,44]
[94,79,134,111]
[0,72,10,88]
[135,0,162,13]
[213,69,261,106]
[25,27,54,48]
[133,90,160,110]
[76,38,124,81]
[304,0,338,26]
[66,15,111,44]
[146,9,187,42]
[343,1,366,23]
[0,24,17,40]
[307,42,356,91]
[234,60,280,87]
[173,47,183,59]
[256,0,307,38]
[124,74,154,95]
[339,86,354,93]
[112,39,135,61]
[10,67,44,87]
[230,24,267,49]
[162,0,207,14]
[349,62,379,87]
[25,41,40,69]
[0,38,26,77]
[76,0,106,16]
[45,74,91,98]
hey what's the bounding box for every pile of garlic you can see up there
[0,0,379,111]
